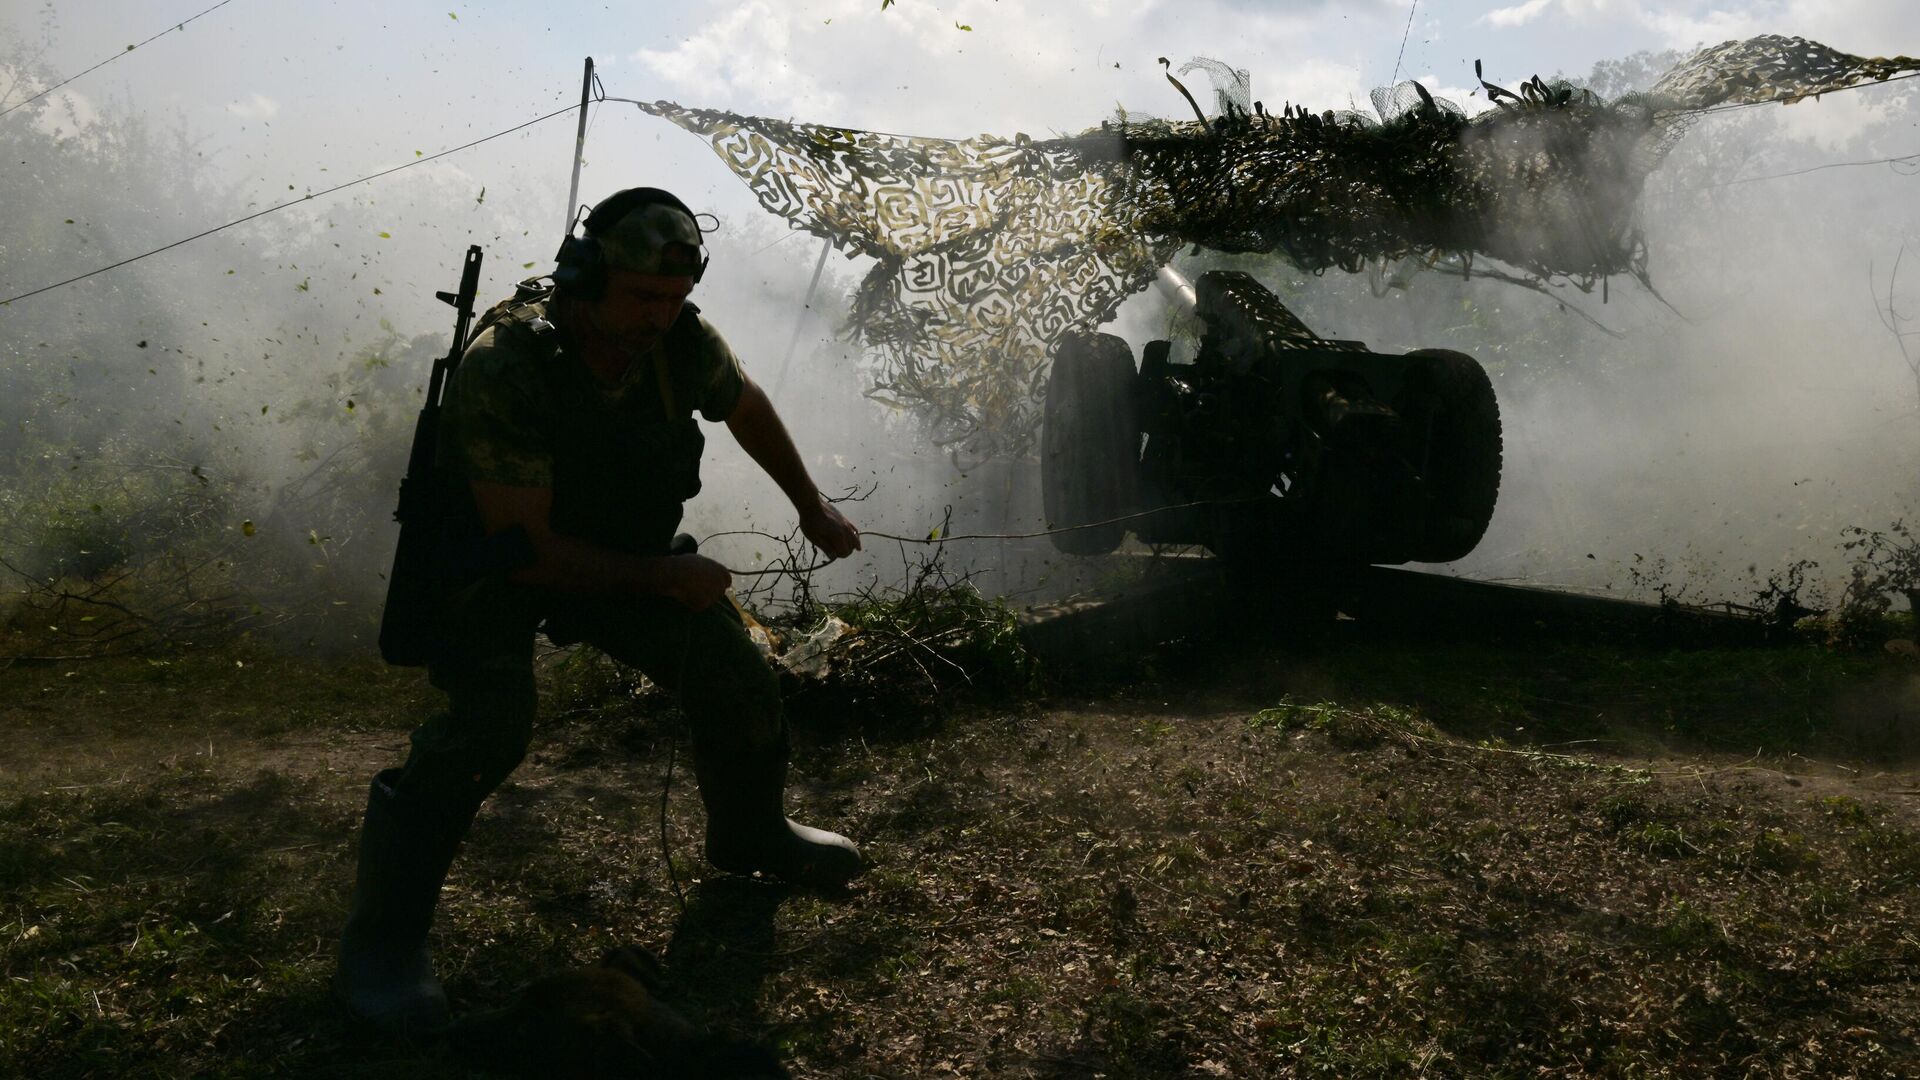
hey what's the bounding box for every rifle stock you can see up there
[378,245,484,666]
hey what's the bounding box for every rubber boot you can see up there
[697,747,863,888]
[333,769,464,1034]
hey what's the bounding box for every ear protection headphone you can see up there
[552,187,709,301]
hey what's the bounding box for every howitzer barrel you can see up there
[1153,264,1197,315]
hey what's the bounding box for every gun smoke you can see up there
[3,22,1918,656]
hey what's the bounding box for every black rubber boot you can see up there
[333,769,464,1034]
[697,748,863,889]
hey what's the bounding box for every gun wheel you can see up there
[1042,331,1141,556]
[1398,349,1502,563]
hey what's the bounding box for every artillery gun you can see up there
[1042,268,1502,567]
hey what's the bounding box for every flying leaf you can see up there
[522,261,535,269]
[448,11,457,18]
[378,231,391,238]
[928,526,942,540]
[956,22,971,30]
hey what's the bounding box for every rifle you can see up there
[378,245,485,666]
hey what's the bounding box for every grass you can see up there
[2,621,1920,1076]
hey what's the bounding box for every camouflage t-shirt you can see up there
[438,299,746,490]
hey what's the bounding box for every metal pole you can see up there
[770,236,834,402]
[564,57,595,235]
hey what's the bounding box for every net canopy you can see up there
[635,36,1920,458]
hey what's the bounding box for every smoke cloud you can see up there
[4,11,1918,654]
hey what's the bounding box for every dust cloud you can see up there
[1104,68,1920,610]
[4,32,1917,654]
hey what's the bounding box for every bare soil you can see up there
[4,630,1920,1078]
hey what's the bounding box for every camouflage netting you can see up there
[635,36,1920,458]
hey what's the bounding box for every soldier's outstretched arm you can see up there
[469,480,732,611]
[724,375,861,559]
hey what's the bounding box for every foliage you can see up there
[746,544,1039,735]
[1249,697,1438,749]
[0,324,430,657]
[825,555,1035,693]
[1831,519,1920,648]
[0,29,439,655]
[6,627,1920,1076]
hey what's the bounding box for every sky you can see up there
[5,0,1920,605]
[7,0,1916,258]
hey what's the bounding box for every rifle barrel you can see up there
[426,245,485,410]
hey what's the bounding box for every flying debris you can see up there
[636,36,1920,458]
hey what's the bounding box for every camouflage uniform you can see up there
[389,294,782,838]
[340,192,858,1036]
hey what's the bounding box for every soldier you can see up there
[335,187,863,1033]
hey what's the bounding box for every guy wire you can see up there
[0,0,240,119]
[1390,0,1419,88]
[1,100,585,307]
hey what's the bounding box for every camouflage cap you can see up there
[594,200,704,277]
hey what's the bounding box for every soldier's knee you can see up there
[462,693,535,786]
[404,691,536,799]
[467,721,533,790]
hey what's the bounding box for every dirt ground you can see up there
[4,626,1920,1078]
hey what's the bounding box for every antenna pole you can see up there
[565,57,595,234]
[772,236,834,403]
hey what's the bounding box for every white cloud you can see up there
[1481,0,1635,30]
[1780,0,1920,53]
[634,0,852,120]
[1476,0,1919,55]
[1483,0,1555,29]
[1638,0,1920,54]
[225,93,279,120]
[1473,0,1777,45]
[631,0,1361,138]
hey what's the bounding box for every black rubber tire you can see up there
[1042,331,1141,555]
[1398,349,1502,563]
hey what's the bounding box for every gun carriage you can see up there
[1042,268,1502,567]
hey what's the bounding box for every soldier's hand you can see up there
[799,494,861,560]
[666,554,732,611]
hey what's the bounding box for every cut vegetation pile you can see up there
[4,623,1920,1077]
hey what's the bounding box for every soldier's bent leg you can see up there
[560,596,862,887]
[336,585,540,1033]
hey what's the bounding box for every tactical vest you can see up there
[454,280,707,558]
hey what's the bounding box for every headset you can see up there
[552,187,709,300]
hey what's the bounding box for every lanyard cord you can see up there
[707,494,1275,577]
